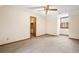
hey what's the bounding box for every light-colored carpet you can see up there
[0,35,79,53]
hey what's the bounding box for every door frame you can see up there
[30,16,36,38]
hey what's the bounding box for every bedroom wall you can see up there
[46,11,58,35]
[69,11,79,39]
[0,6,46,45]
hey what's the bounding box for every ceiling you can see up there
[19,5,79,15]
[1,5,79,15]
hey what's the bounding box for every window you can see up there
[60,17,69,29]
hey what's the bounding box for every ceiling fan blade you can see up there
[48,9,58,11]
[29,6,45,9]
[37,10,44,11]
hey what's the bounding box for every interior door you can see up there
[30,16,36,38]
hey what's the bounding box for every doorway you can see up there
[30,16,36,38]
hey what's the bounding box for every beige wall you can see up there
[0,6,46,45]
[46,12,58,35]
[60,29,69,35]
[69,11,79,39]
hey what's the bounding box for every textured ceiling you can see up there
[22,5,79,14]
[1,5,79,15]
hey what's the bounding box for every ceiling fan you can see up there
[36,5,58,15]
